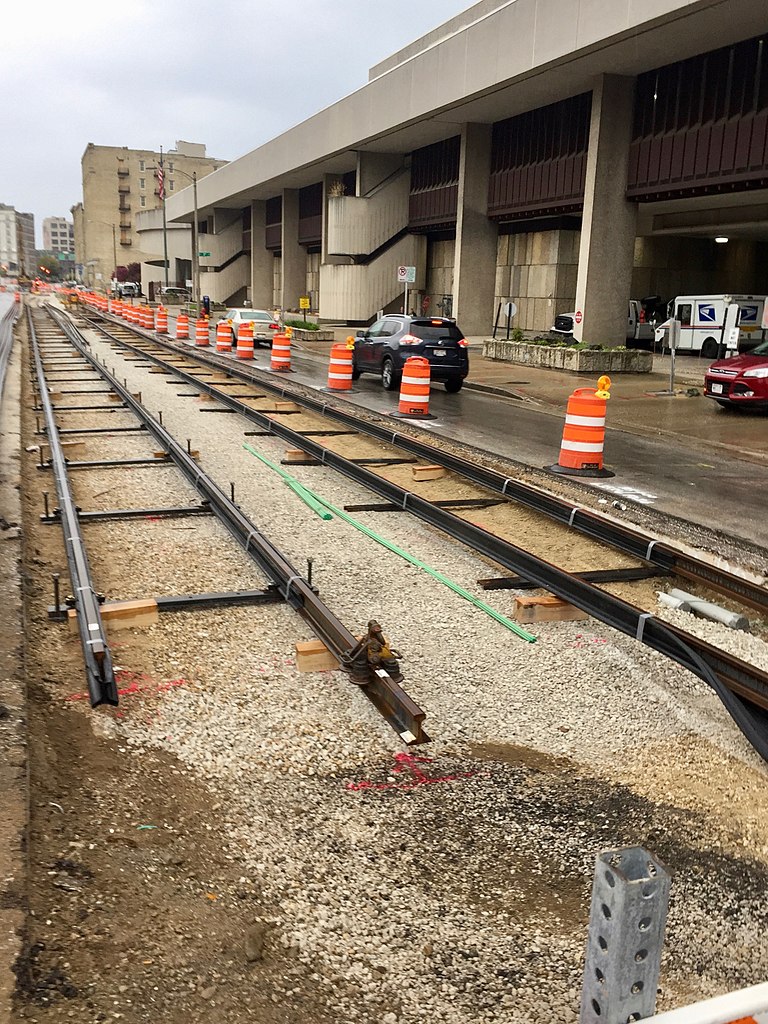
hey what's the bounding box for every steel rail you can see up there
[0,301,19,401]
[81,312,768,615]
[73,310,768,760]
[45,306,427,744]
[27,310,118,707]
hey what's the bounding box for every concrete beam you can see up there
[574,75,637,347]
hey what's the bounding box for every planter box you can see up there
[288,328,335,342]
[482,339,653,373]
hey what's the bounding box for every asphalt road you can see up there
[251,344,768,549]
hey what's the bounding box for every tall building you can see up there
[75,140,226,289]
[43,217,75,253]
[0,205,35,276]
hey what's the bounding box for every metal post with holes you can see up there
[580,846,670,1024]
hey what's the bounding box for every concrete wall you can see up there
[495,229,579,333]
[306,252,320,309]
[425,239,455,304]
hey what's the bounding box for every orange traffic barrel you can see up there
[176,313,189,339]
[236,322,254,359]
[548,387,612,478]
[398,356,432,417]
[195,318,210,347]
[142,306,154,330]
[271,332,291,372]
[216,321,232,353]
[156,306,168,334]
[327,344,353,390]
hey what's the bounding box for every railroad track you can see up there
[69,303,768,761]
[29,305,427,742]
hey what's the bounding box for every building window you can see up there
[168,162,174,172]
[139,159,145,171]
[169,180,174,191]
[139,178,145,190]
[140,196,146,207]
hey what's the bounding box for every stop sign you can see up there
[575,310,583,325]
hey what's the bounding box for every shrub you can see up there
[284,318,320,331]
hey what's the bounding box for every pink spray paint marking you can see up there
[65,669,188,702]
[346,752,476,792]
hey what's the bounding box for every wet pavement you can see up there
[146,315,768,548]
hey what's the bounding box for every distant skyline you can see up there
[0,0,472,246]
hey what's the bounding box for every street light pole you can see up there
[192,172,200,307]
[160,146,169,289]
[112,224,117,282]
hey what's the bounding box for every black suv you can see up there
[353,315,469,392]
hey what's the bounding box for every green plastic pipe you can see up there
[242,443,536,643]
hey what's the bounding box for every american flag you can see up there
[156,165,165,200]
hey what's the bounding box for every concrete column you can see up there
[280,189,305,313]
[453,124,497,336]
[250,200,273,308]
[574,75,638,346]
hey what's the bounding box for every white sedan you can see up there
[219,308,282,347]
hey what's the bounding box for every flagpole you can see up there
[160,146,169,290]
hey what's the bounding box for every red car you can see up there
[705,339,768,410]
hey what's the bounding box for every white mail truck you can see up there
[670,294,767,358]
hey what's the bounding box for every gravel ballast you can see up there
[18,314,768,1024]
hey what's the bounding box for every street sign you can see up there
[575,309,583,325]
[397,265,416,284]
[503,301,517,319]
[198,251,211,257]
[299,296,310,310]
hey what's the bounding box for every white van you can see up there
[671,295,767,358]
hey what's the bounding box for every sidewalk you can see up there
[293,332,767,463]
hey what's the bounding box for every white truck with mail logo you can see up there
[670,294,767,359]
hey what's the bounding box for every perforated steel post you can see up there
[580,846,670,1024]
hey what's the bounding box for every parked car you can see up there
[114,282,141,298]
[704,338,768,410]
[353,315,469,392]
[551,299,658,346]
[219,308,282,347]
[160,286,190,304]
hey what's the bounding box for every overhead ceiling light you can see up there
[715,236,729,244]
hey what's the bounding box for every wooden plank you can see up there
[295,639,340,672]
[513,595,589,623]
[478,567,671,591]
[411,464,446,482]
[68,598,159,632]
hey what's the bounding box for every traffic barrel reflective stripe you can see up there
[141,306,154,330]
[556,388,607,471]
[156,306,168,334]
[176,314,189,339]
[271,332,291,372]
[398,356,431,416]
[327,344,353,390]
[236,322,254,360]
[216,321,231,352]
[195,319,210,347]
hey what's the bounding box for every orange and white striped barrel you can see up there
[176,313,189,340]
[556,388,607,472]
[327,344,353,390]
[156,306,168,334]
[143,306,154,330]
[271,332,291,372]
[398,356,431,416]
[236,322,254,359]
[194,318,210,347]
[216,321,232,353]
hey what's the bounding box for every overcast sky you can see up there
[0,0,472,246]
